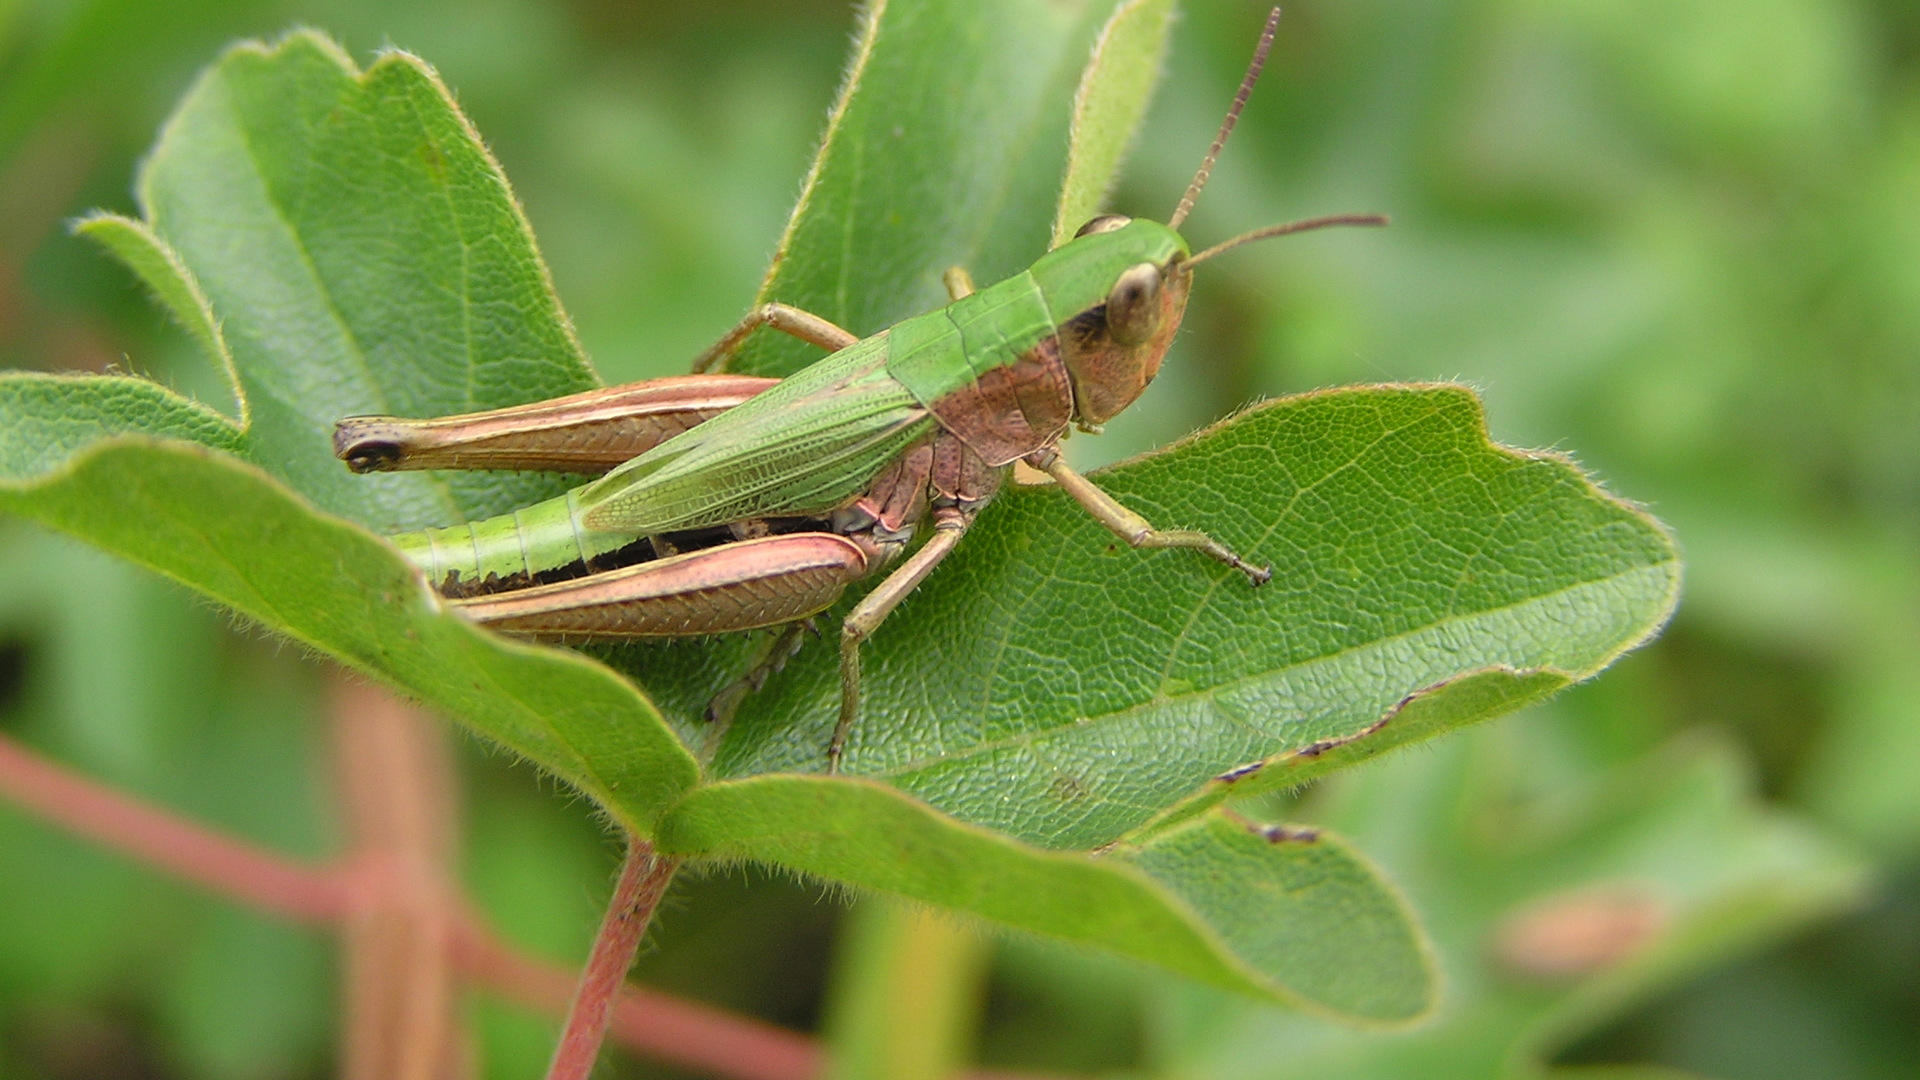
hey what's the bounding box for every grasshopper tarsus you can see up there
[1145,527,1269,586]
[1134,526,1271,587]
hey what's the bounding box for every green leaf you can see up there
[12,29,705,826]
[729,0,1120,377]
[103,29,598,532]
[658,775,1432,1020]
[1118,810,1434,1023]
[71,214,244,419]
[1144,733,1868,1078]
[0,373,242,481]
[7,14,1681,1011]
[1051,0,1177,247]
[1137,667,1573,842]
[702,386,1679,851]
[0,439,700,829]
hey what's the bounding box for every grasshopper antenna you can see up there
[1168,6,1281,231]
[1183,212,1391,267]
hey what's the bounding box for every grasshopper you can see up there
[334,9,1385,770]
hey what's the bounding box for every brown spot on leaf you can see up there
[1256,824,1321,844]
[1216,760,1265,783]
[1281,704,1399,765]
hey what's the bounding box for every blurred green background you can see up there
[1,0,1916,1077]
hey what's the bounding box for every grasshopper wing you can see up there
[579,337,934,534]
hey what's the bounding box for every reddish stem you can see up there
[452,918,821,1080]
[0,731,349,922]
[547,835,684,1080]
[331,679,469,1080]
[0,729,810,1078]
[0,730,1060,1080]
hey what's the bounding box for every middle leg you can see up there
[830,508,974,772]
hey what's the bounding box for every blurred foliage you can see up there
[0,0,1914,1078]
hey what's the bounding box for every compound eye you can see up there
[1075,214,1132,238]
[1103,262,1164,347]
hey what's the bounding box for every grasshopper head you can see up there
[1040,216,1193,428]
[1040,8,1387,430]
[1043,209,1390,428]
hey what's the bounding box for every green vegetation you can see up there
[0,1,1911,1077]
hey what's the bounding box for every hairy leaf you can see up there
[1052,0,1177,247]
[1146,734,1867,1076]
[4,11,1681,1015]
[703,386,1679,851]
[659,776,1433,1020]
[103,30,597,532]
[0,439,700,827]
[71,215,243,418]
[0,374,242,480]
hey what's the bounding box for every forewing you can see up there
[580,340,933,533]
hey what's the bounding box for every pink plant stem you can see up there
[0,730,348,922]
[0,728,817,1079]
[547,835,684,1080]
[0,730,1063,1080]
[452,919,821,1080]
[331,679,470,1080]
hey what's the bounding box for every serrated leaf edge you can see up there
[134,28,601,400]
[70,214,248,426]
[738,0,889,353]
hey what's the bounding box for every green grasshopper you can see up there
[333,9,1385,770]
